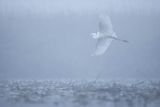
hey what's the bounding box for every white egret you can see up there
[91,15,128,56]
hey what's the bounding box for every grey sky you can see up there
[0,0,160,14]
[0,0,160,80]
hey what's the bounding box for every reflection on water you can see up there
[0,80,160,107]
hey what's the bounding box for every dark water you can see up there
[0,80,160,107]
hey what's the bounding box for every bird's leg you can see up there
[115,38,128,43]
[107,36,128,43]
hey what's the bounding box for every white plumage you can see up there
[91,14,128,56]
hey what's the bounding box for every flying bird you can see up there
[91,15,128,56]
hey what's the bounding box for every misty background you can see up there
[0,0,160,80]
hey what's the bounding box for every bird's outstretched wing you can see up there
[92,37,112,56]
[99,15,113,34]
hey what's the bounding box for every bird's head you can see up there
[90,32,100,39]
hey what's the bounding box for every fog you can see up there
[0,0,160,80]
